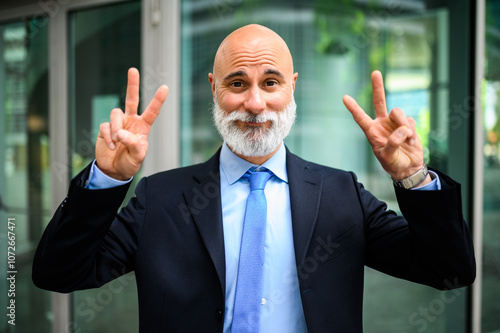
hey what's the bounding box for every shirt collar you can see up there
[220,142,288,185]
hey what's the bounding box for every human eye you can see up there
[264,80,278,87]
[230,81,244,88]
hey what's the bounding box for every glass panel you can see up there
[69,1,141,331]
[482,0,500,331]
[0,19,51,331]
[363,10,469,333]
[181,1,467,332]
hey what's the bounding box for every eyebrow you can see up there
[222,68,285,82]
[263,69,284,78]
[223,70,247,81]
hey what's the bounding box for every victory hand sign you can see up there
[343,70,431,187]
[95,68,169,180]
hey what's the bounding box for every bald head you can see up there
[212,24,294,80]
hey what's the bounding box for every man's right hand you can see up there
[95,68,169,180]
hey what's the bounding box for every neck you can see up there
[228,143,281,165]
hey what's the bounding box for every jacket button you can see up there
[216,309,223,321]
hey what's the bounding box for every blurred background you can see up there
[0,0,498,332]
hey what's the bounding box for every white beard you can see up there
[212,94,297,157]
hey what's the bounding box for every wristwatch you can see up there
[392,164,429,189]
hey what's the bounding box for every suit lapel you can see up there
[182,150,226,293]
[286,149,323,267]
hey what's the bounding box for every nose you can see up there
[243,86,265,114]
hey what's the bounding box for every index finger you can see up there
[141,85,169,126]
[371,70,388,118]
[343,95,373,134]
[125,67,140,116]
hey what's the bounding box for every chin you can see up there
[227,134,280,158]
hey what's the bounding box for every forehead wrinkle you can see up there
[225,48,287,65]
[223,51,290,79]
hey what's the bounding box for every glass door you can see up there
[0,19,51,332]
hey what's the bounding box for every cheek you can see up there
[266,90,291,111]
[217,91,243,112]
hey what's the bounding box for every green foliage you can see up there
[313,0,366,55]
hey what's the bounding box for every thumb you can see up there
[382,126,410,157]
[117,129,146,162]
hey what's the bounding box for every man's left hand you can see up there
[342,70,431,185]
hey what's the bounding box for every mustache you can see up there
[220,109,279,125]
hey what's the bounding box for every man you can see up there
[33,24,475,332]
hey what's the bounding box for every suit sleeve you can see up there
[360,169,476,289]
[32,164,148,293]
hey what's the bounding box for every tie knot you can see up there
[245,169,272,191]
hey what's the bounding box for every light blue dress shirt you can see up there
[86,160,131,189]
[219,142,307,333]
[86,144,441,333]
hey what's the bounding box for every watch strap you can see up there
[392,164,429,189]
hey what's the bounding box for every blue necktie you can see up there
[231,169,273,333]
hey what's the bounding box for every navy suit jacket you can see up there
[33,148,475,332]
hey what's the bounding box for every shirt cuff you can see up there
[411,171,441,191]
[86,160,133,190]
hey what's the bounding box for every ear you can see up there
[208,73,216,101]
[292,72,298,91]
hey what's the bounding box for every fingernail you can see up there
[109,142,116,150]
[397,129,406,137]
[112,133,118,141]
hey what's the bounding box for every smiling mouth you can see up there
[243,121,266,126]
[237,119,270,127]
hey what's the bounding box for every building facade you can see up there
[0,0,497,332]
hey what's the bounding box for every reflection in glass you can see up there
[0,19,51,331]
